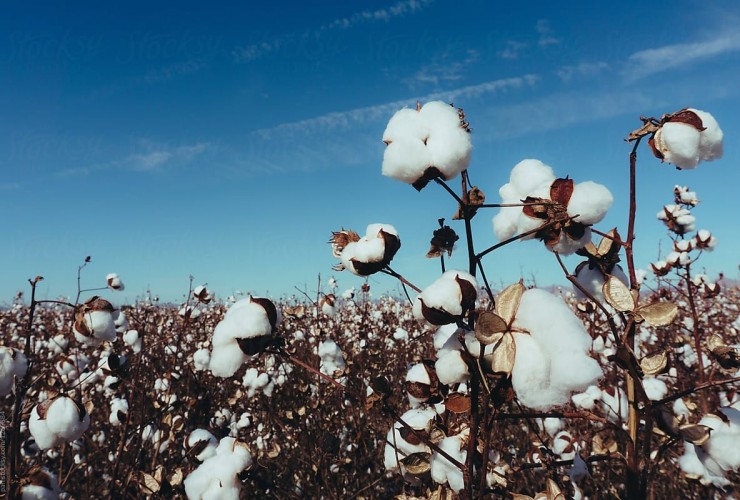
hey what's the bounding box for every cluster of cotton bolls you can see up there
[0,346,27,396]
[650,108,723,170]
[572,385,629,423]
[492,159,613,255]
[241,355,293,398]
[331,223,401,276]
[381,101,472,190]
[657,204,696,235]
[183,436,253,499]
[678,406,740,488]
[209,295,281,378]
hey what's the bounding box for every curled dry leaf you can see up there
[400,452,432,475]
[679,424,711,446]
[444,393,472,414]
[496,281,525,325]
[139,471,161,495]
[592,433,619,455]
[490,333,517,375]
[602,276,635,312]
[640,351,668,376]
[475,311,507,344]
[635,302,678,327]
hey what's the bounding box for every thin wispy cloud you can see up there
[536,19,560,47]
[324,0,432,30]
[251,75,539,139]
[57,142,210,177]
[233,0,433,63]
[0,182,21,190]
[498,41,527,60]
[402,49,479,88]
[556,62,610,82]
[624,31,740,81]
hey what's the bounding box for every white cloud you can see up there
[129,143,209,171]
[556,62,610,82]
[403,49,479,88]
[536,19,560,47]
[498,41,527,60]
[233,0,432,63]
[251,75,538,139]
[624,31,740,81]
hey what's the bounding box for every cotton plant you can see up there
[382,100,472,190]
[492,159,613,255]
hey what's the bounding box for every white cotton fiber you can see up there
[430,435,467,492]
[567,181,613,225]
[0,347,27,396]
[510,289,602,410]
[435,350,470,385]
[654,109,723,169]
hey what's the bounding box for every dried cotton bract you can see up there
[382,101,472,190]
[650,108,723,170]
[331,224,400,276]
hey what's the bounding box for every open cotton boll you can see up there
[433,324,465,351]
[678,443,730,488]
[430,435,467,493]
[106,273,125,291]
[384,407,437,471]
[318,339,346,379]
[642,377,668,401]
[574,264,628,302]
[655,122,701,169]
[693,109,723,161]
[29,408,60,450]
[184,437,252,500]
[699,408,740,473]
[567,181,613,225]
[45,397,90,441]
[186,429,218,462]
[510,159,556,195]
[209,343,248,378]
[0,346,27,396]
[20,467,63,499]
[414,270,477,325]
[382,101,471,187]
[435,350,469,385]
[511,289,602,410]
[74,310,116,346]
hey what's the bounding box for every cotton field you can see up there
[2,104,739,499]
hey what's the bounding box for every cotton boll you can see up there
[433,324,465,351]
[692,109,724,162]
[384,408,437,471]
[654,122,702,169]
[430,435,467,493]
[186,429,218,462]
[382,107,426,143]
[426,126,472,179]
[567,181,613,225]
[414,270,477,325]
[28,408,60,450]
[642,377,668,401]
[20,467,62,499]
[574,264,628,302]
[45,397,90,441]
[537,417,563,437]
[699,408,740,472]
[0,346,28,396]
[509,159,556,195]
[382,139,433,184]
[551,227,592,255]
[435,350,470,385]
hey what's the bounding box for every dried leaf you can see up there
[475,312,507,344]
[444,393,472,414]
[592,433,618,455]
[602,276,635,312]
[400,452,432,475]
[710,345,740,370]
[370,376,392,397]
[546,478,565,500]
[640,351,668,376]
[139,472,161,495]
[511,495,535,500]
[707,334,726,352]
[635,302,678,327]
[168,468,183,487]
[679,424,711,446]
[406,381,432,400]
[490,333,517,375]
[495,281,525,325]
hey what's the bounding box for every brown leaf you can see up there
[592,433,618,455]
[475,312,507,344]
[495,281,525,325]
[549,178,574,207]
[635,302,678,327]
[139,472,161,495]
[444,393,472,414]
[679,424,711,446]
[602,276,635,312]
[490,333,517,375]
[406,381,433,400]
[640,351,668,376]
[401,452,432,475]
[168,468,184,487]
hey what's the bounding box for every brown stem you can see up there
[381,267,422,293]
[684,265,708,412]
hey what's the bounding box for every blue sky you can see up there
[2,0,739,303]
